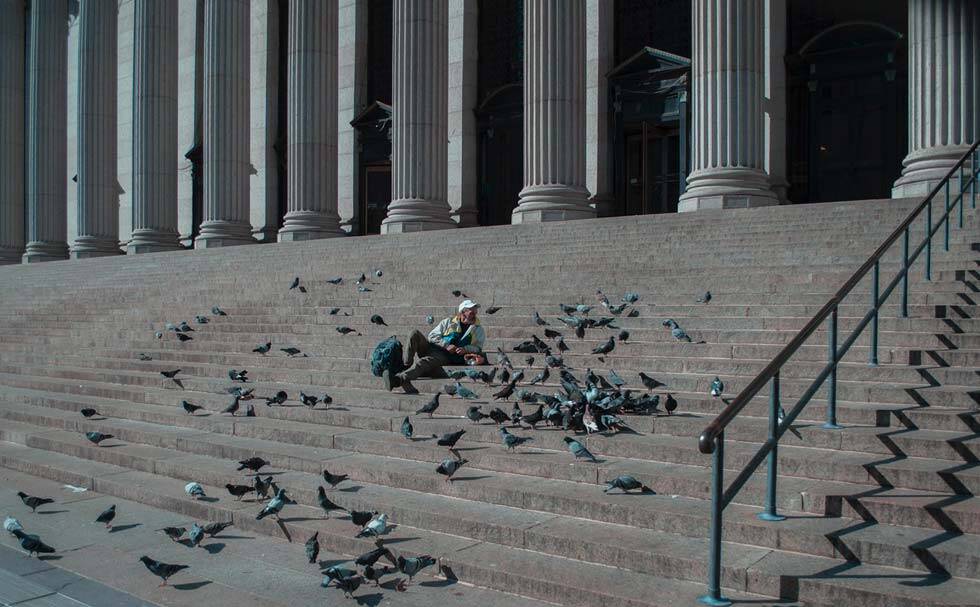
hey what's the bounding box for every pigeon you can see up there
[225,483,253,500]
[436,457,467,482]
[80,408,99,418]
[18,492,54,513]
[435,429,466,452]
[603,475,651,494]
[563,437,598,462]
[228,369,249,382]
[222,395,241,416]
[426,315,434,324]
[305,532,320,564]
[415,393,440,417]
[253,342,271,355]
[188,523,204,547]
[237,457,269,472]
[451,290,465,297]
[533,311,548,326]
[4,516,23,535]
[710,377,724,398]
[245,404,256,417]
[519,405,544,429]
[139,555,189,587]
[329,307,341,315]
[357,513,390,537]
[159,526,185,542]
[628,309,639,318]
[492,380,517,400]
[510,402,523,423]
[454,382,478,400]
[622,292,640,303]
[397,554,437,583]
[697,291,712,304]
[349,510,377,528]
[323,565,358,585]
[85,431,113,446]
[194,315,209,324]
[181,482,206,501]
[201,521,232,537]
[357,286,372,292]
[618,330,630,342]
[608,369,626,387]
[227,386,254,399]
[576,304,593,315]
[400,416,413,438]
[300,392,319,408]
[374,269,383,277]
[370,314,387,326]
[178,321,194,332]
[465,406,489,423]
[488,407,510,424]
[544,328,562,340]
[316,486,344,515]
[665,392,678,415]
[485,306,501,315]
[336,326,358,335]
[500,427,533,451]
[95,504,116,529]
[181,400,203,415]
[327,276,343,284]
[12,529,55,557]
[289,277,300,290]
[176,332,193,342]
[256,488,289,520]
[155,331,163,339]
[322,469,349,489]
[160,369,181,380]
[254,475,273,500]
[280,347,302,357]
[638,372,666,391]
[357,273,367,284]
[591,337,615,355]
[556,335,570,352]
[778,405,804,439]
[211,306,227,316]
[333,574,363,598]
[138,352,152,361]
[607,302,629,315]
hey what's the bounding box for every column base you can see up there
[589,193,616,218]
[278,228,346,242]
[892,145,974,199]
[278,211,345,241]
[0,247,24,265]
[194,220,256,249]
[380,199,457,234]
[513,184,595,224]
[127,229,183,254]
[22,241,69,263]
[70,237,123,259]
[678,167,778,212]
[452,206,480,228]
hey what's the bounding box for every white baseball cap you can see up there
[458,299,480,313]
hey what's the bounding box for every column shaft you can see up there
[130,0,181,253]
[585,0,614,216]
[24,0,69,262]
[678,0,776,212]
[381,0,455,233]
[0,0,25,264]
[197,0,253,248]
[893,0,979,197]
[513,0,593,224]
[280,0,344,241]
[73,0,121,258]
[337,0,369,231]
[447,0,478,227]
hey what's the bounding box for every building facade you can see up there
[0,0,977,263]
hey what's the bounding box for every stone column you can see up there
[23,0,69,262]
[893,0,979,198]
[764,0,789,203]
[513,0,594,224]
[72,0,122,259]
[249,0,281,242]
[678,0,777,212]
[279,0,344,241]
[586,0,614,216]
[337,0,369,232]
[447,0,478,227]
[129,0,182,253]
[0,0,25,265]
[381,0,456,234]
[196,0,253,248]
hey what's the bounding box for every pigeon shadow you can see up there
[278,516,322,524]
[37,510,70,515]
[450,475,493,482]
[197,497,220,503]
[454,446,488,453]
[37,555,62,561]
[202,542,225,554]
[352,592,384,606]
[108,523,141,533]
[274,519,292,542]
[172,379,185,390]
[191,413,213,417]
[212,534,253,540]
[376,536,417,545]
[337,486,362,493]
[176,539,194,547]
[317,558,349,570]
[173,581,212,591]
[419,578,457,588]
[408,436,434,442]
[99,443,126,448]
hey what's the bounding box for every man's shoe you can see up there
[383,369,402,392]
[400,377,419,395]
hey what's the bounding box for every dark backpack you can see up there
[371,336,405,377]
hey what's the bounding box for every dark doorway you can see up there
[476,85,522,226]
[351,102,392,235]
[624,125,682,215]
[363,165,391,235]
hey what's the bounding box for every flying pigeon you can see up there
[305,532,320,564]
[638,372,666,391]
[253,342,271,355]
[603,475,651,494]
[139,556,188,587]
[415,393,440,417]
[436,457,467,482]
[563,437,598,463]
[17,492,54,513]
[710,377,724,398]
[184,482,206,499]
[85,432,113,446]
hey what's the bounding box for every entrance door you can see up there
[478,119,523,226]
[362,165,390,235]
[624,123,681,215]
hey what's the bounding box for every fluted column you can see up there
[23,0,69,263]
[513,0,593,224]
[893,0,979,198]
[678,0,777,212]
[279,0,344,241]
[72,0,122,259]
[380,0,455,234]
[0,0,25,265]
[129,0,181,253]
[196,0,253,248]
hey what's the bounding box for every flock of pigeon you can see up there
[5,271,729,601]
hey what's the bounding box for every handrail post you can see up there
[869,261,879,366]
[973,149,977,209]
[925,197,932,281]
[959,164,965,229]
[699,432,732,607]
[944,179,950,252]
[758,373,786,522]
[901,228,909,318]
[824,305,842,429]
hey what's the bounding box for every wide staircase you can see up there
[0,196,978,606]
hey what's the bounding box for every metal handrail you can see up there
[695,140,979,607]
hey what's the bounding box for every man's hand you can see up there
[445,345,465,355]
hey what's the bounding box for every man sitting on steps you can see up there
[384,300,487,394]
